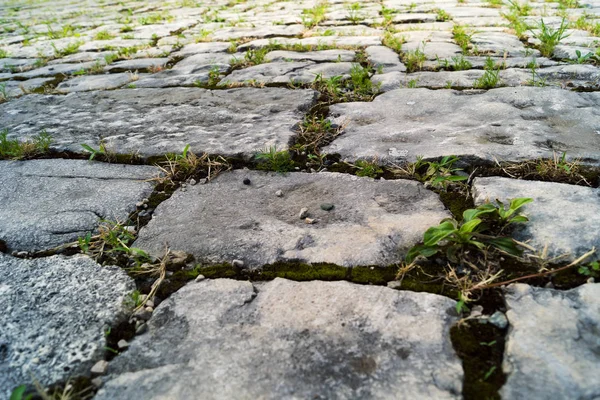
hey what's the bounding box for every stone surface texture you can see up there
[501,283,600,400]
[96,278,463,400]
[134,170,449,267]
[0,159,158,252]
[0,253,135,398]
[0,88,317,158]
[325,87,600,164]
[473,177,600,261]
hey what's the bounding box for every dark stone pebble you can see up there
[243,178,251,185]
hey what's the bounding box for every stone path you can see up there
[1,0,600,399]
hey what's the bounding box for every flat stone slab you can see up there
[225,61,355,85]
[502,283,600,399]
[324,87,600,165]
[96,278,463,399]
[0,159,158,252]
[473,177,600,262]
[0,253,134,397]
[55,72,134,93]
[265,49,356,63]
[134,170,449,267]
[0,87,317,158]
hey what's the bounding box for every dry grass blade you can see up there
[130,247,170,313]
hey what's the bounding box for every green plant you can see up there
[46,23,77,39]
[531,18,570,57]
[302,1,328,28]
[435,8,452,21]
[403,44,427,72]
[570,49,594,64]
[0,129,52,159]
[474,57,501,89]
[578,260,599,277]
[354,159,383,178]
[452,25,472,53]
[405,198,532,264]
[255,146,295,173]
[0,48,8,58]
[230,47,268,69]
[407,78,418,88]
[526,59,546,86]
[51,40,82,58]
[507,0,531,15]
[0,83,7,103]
[421,155,468,189]
[485,0,503,7]
[10,385,33,400]
[94,30,115,40]
[383,31,404,53]
[347,2,364,24]
[81,142,107,161]
[451,55,472,70]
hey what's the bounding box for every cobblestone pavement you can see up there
[1,0,600,399]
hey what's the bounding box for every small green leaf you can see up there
[405,244,439,263]
[509,197,533,211]
[423,221,457,246]
[459,218,482,234]
[486,237,522,256]
[509,215,529,223]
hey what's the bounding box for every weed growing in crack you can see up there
[255,146,295,173]
[405,198,532,302]
[531,18,570,58]
[157,144,230,184]
[435,8,452,22]
[296,115,343,153]
[0,83,8,103]
[346,2,365,24]
[0,129,52,160]
[311,64,379,103]
[383,31,404,53]
[354,159,383,178]
[526,59,547,86]
[473,57,501,89]
[301,1,328,28]
[230,47,268,69]
[451,55,472,71]
[403,44,427,72]
[453,25,473,54]
[391,155,468,190]
[51,40,82,58]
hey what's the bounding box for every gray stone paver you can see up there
[1,0,600,397]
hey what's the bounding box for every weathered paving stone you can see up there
[55,72,135,93]
[265,49,356,63]
[103,58,169,73]
[0,87,318,158]
[501,283,600,399]
[0,159,158,252]
[473,177,600,262]
[0,253,135,398]
[95,278,463,400]
[324,87,600,165]
[225,61,355,84]
[134,170,449,267]
[365,46,406,73]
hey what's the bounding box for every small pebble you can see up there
[124,226,136,234]
[299,207,309,219]
[195,274,206,282]
[91,360,109,375]
[91,377,103,387]
[587,277,595,283]
[136,201,144,208]
[469,305,484,318]
[275,190,283,197]
[136,323,148,335]
[243,178,251,185]
[320,203,335,211]
[544,282,555,289]
[189,178,197,185]
[117,339,129,349]
[305,218,316,224]
[133,308,152,321]
[232,259,245,268]
[16,251,28,257]
[488,311,508,329]
[145,299,154,308]
[387,281,402,289]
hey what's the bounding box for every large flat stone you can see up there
[472,177,600,262]
[324,87,600,165]
[0,159,158,252]
[134,170,449,267]
[501,283,600,399]
[0,253,135,397]
[96,278,463,400]
[0,87,318,158]
[224,61,355,84]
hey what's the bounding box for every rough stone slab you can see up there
[0,253,135,398]
[55,72,134,93]
[224,61,355,84]
[96,278,463,400]
[11,61,101,79]
[0,159,158,252]
[470,32,537,57]
[473,177,600,262]
[0,87,318,158]
[365,46,406,73]
[210,25,305,41]
[238,36,381,51]
[265,49,356,63]
[104,58,169,73]
[170,42,232,59]
[501,283,600,399]
[134,170,449,267]
[324,87,600,165]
